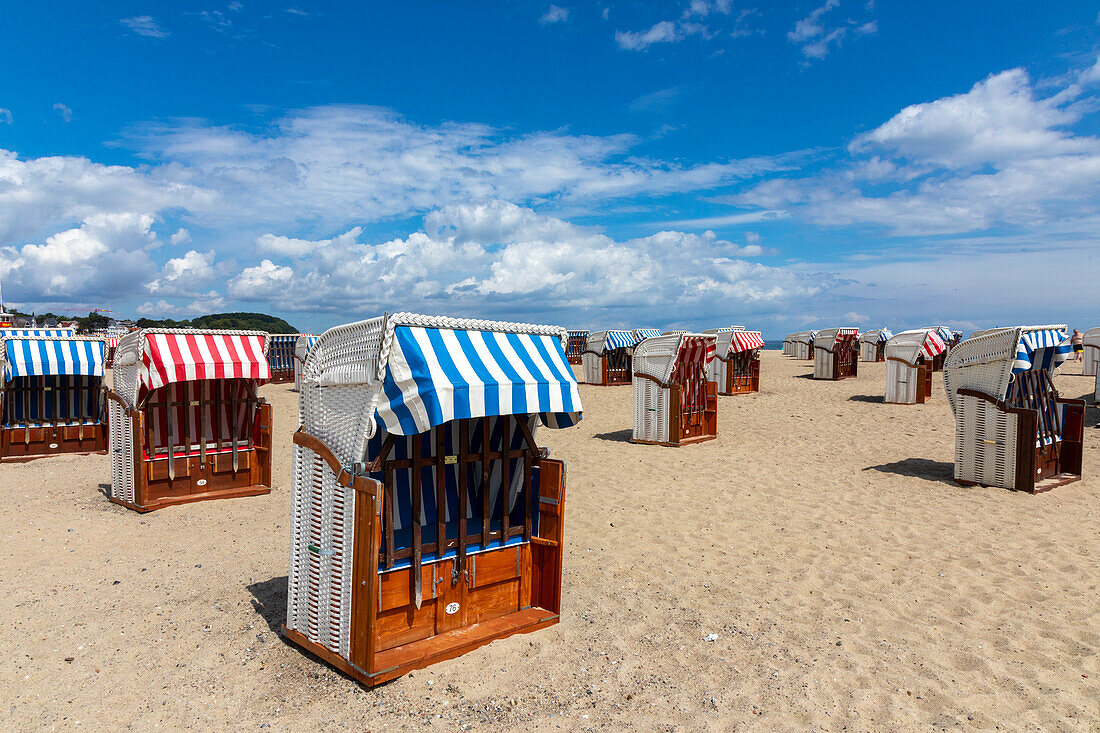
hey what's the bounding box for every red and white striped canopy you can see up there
[836,328,860,340]
[919,331,947,361]
[675,335,717,366]
[140,332,270,396]
[107,337,119,348]
[729,331,764,353]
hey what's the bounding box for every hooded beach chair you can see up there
[266,333,299,384]
[790,331,816,360]
[284,313,582,686]
[293,334,318,392]
[565,330,588,365]
[944,325,1083,492]
[1,336,107,461]
[813,328,860,380]
[1083,327,1100,378]
[582,330,636,385]
[105,329,273,512]
[860,329,893,362]
[884,329,946,404]
[708,330,763,395]
[631,333,717,446]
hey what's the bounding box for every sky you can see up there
[1,1,1098,337]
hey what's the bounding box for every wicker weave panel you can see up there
[885,360,918,404]
[813,349,835,379]
[943,329,1020,416]
[108,400,135,504]
[632,377,669,443]
[581,353,602,385]
[955,395,1017,488]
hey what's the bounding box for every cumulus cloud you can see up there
[169,227,191,245]
[146,249,218,296]
[53,103,73,123]
[788,0,875,61]
[540,5,569,24]
[228,259,295,300]
[0,213,159,301]
[121,15,169,38]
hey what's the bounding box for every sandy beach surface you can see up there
[2,351,1098,731]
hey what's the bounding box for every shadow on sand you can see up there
[594,429,633,443]
[864,458,954,484]
[848,394,884,404]
[247,576,289,633]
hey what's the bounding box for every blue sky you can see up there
[1,1,1098,336]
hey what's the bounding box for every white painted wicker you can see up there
[859,329,888,362]
[287,313,570,661]
[790,331,815,360]
[884,329,935,404]
[812,328,857,379]
[1083,327,1100,377]
[631,334,714,444]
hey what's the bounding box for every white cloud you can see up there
[540,5,569,24]
[53,104,73,123]
[788,0,875,61]
[146,249,217,296]
[788,0,839,44]
[1,213,159,300]
[228,259,295,300]
[169,227,191,245]
[628,87,680,112]
[120,16,169,38]
[616,20,704,51]
[0,109,11,125]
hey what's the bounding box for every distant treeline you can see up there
[135,312,298,333]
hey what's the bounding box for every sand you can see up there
[1,351,1098,731]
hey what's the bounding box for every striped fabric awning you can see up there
[267,334,298,371]
[606,330,637,350]
[1011,328,1071,374]
[3,338,105,380]
[878,330,894,342]
[919,331,947,361]
[716,326,745,333]
[140,332,270,395]
[633,328,661,341]
[729,331,765,353]
[836,328,860,339]
[374,325,583,436]
[295,335,319,360]
[1,328,75,338]
[676,335,717,366]
[107,337,120,348]
[567,330,589,338]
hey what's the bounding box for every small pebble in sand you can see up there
[704,634,718,642]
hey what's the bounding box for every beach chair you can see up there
[923,327,955,371]
[266,334,299,384]
[813,328,860,380]
[782,333,793,356]
[582,330,635,385]
[1,336,107,461]
[565,330,588,365]
[860,329,892,362]
[284,313,582,686]
[791,331,816,360]
[1083,327,1100,377]
[631,333,717,446]
[708,330,763,395]
[293,334,318,392]
[944,325,1083,492]
[884,329,946,404]
[105,329,273,512]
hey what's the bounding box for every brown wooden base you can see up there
[269,372,294,384]
[630,433,717,448]
[1,424,108,462]
[956,473,1080,494]
[717,389,757,396]
[283,607,558,687]
[111,483,271,512]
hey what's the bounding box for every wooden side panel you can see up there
[1060,400,1085,477]
[0,423,107,461]
[1014,411,1038,493]
[375,603,439,651]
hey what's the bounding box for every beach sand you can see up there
[2,351,1098,730]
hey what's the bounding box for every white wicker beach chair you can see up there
[813,328,860,380]
[293,334,318,392]
[0,335,107,461]
[582,330,636,385]
[860,328,893,362]
[707,330,763,395]
[1082,327,1100,377]
[884,329,946,404]
[632,334,717,446]
[943,325,1083,492]
[285,313,582,686]
[106,329,273,512]
[791,331,816,360]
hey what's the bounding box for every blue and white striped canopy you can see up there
[878,329,894,342]
[632,328,661,342]
[374,325,583,436]
[1,328,75,338]
[1011,328,1071,374]
[606,330,637,349]
[3,338,105,381]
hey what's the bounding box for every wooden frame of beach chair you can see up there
[813,328,860,380]
[631,334,717,447]
[944,325,1083,493]
[860,329,891,362]
[0,336,108,462]
[105,329,273,512]
[1082,327,1100,378]
[565,330,588,365]
[266,333,299,384]
[293,334,318,392]
[581,330,635,386]
[884,329,947,404]
[708,330,763,396]
[283,313,581,686]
